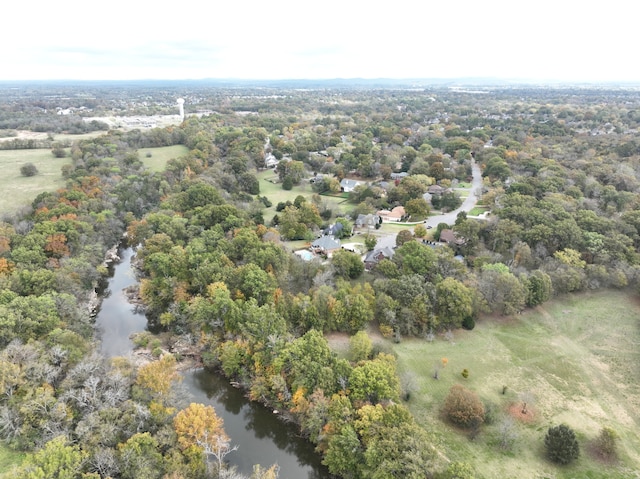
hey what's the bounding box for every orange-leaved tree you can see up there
[173,402,237,471]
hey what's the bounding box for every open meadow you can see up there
[139,144,189,172]
[0,149,70,216]
[392,289,640,478]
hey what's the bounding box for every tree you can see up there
[20,163,39,177]
[396,229,414,247]
[174,403,237,472]
[331,249,364,279]
[349,353,400,404]
[442,384,485,429]
[497,417,519,451]
[282,175,293,190]
[323,425,364,478]
[118,432,164,479]
[349,330,373,362]
[413,224,427,239]
[7,435,85,479]
[405,198,430,219]
[364,234,377,251]
[436,277,473,330]
[544,424,580,464]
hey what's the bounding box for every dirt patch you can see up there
[507,403,538,424]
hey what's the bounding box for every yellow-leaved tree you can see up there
[173,402,237,472]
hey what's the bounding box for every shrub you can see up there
[544,424,580,464]
[282,175,293,190]
[462,315,475,330]
[20,162,38,177]
[443,384,485,428]
[593,427,618,460]
[461,368,469,379]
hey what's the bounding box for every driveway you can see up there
[375,161,483,248]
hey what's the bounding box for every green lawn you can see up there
[0,149,71,216]
[139,145,189,172]
[0,445,25,477]
[392,289,640,478]
[257,170,355,224]
[468,206,490,216]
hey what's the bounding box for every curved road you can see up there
[375,161,484,249]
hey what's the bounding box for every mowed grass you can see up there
[257,169,355,223]
[139,145,189,172]
[393,290,640,478]
[0,149,71,216]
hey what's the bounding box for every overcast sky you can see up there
[3,0,638,83]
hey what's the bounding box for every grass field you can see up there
[139,145,189,172]
[0,446,24,476]
[0,149,71,216]
[391,290,640,478]
[257,170,355,224]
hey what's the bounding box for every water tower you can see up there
[177,98,185,121]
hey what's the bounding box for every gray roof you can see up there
[364,246,395,263]
[311,236,341,250]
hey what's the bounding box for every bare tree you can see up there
[497,417,519,451]
[519,391,535,415]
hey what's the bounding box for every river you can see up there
[95,246,330,479]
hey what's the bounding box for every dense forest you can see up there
[1,83,640,478]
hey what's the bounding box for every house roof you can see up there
[390,172,409,180]
[439,229,465,245]
[391,206,405,217]
[311,236,341,250]
[355,214,380,227]
[340,178,362,188]
[364,246,395,263]
[324,222,344,236]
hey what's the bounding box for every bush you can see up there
[592,427,618,460]
[443,384,485,428]
[20,163,38,177]
[282,175,293,190]
[544,424,580,464]
[462,315,475,330]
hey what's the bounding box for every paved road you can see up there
[374,161,483,249]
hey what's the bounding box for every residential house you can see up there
[355,214,381,230]
[390,171,409,181]
[427,184,449,195]
[377,206,406,222]
[340,178,363,193]
[439,229,466,246]
[264,152,278,169]
[324,222,346,237]
[310,236,341,257]
[364,246,395,271]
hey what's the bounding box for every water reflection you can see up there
[95,248,331,479]
[96,247,147,358]
[183,369,330,479]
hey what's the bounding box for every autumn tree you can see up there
[174,403,237,472]
[443,384,485,429]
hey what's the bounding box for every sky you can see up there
[3,0,639,83]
